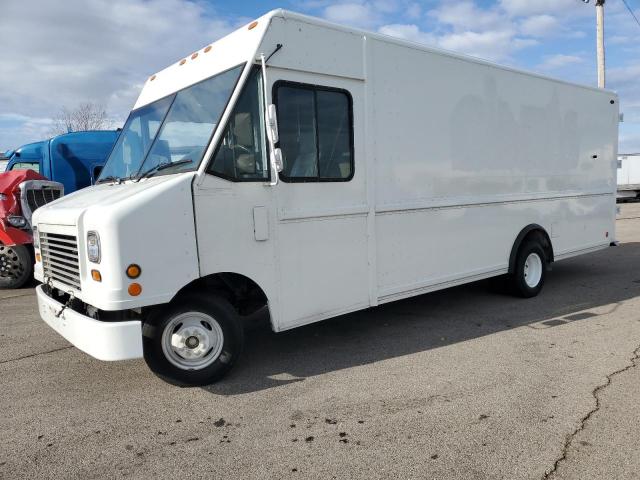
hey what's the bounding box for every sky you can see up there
[1,0,639,153]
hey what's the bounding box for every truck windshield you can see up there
[98,64,244,182]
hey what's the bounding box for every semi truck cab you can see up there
[6,131,119,192]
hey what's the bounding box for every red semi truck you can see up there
[0,170,64,288]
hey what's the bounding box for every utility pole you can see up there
[596,0,606,88]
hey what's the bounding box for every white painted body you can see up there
[617,154,640,199]
[33,10,619,361]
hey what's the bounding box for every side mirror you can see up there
[271,148,283,173]
[266,104,279,144]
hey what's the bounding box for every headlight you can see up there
[32,226,39,248]
[7,215,27,228]
[87,231,101,263]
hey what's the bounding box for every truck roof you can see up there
[12,130,118,158]
[136,8,616,110]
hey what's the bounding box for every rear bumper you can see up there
[36,285,143,361]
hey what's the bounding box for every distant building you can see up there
[617,153,640,200]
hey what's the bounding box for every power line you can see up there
[621,0,640,28]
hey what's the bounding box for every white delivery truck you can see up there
[32,10,619,385]
[617,153,640,200]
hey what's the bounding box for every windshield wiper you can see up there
[96,176,122,185]
[134,159,193,182]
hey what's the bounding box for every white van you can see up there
[617,153,640,200]
[32,10,619,385]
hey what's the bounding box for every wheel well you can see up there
[508,225,554,274]
[174,272,269,318]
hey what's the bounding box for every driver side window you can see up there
[10,162,40,173]
[208,68,268,181]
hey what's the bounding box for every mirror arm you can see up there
[260,53,279,186]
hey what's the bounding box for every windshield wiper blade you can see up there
[96,176,122,185]
[134,159,193,182]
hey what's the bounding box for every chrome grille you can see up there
[19,180,64,227]
[26,188,62,212]
[40,232,81,291]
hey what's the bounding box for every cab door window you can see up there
[274,82,354,182]
[208,68,268,181]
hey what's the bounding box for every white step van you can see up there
[33,10,619,385]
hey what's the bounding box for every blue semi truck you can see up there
[0,130,118,288]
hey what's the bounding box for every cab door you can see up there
[270,75,370,329]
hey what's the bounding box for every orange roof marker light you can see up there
[204,45,212,53]
[179,59,187,66]
[248,21,258,30]
[191,52,198,60]
[149,74,156,81]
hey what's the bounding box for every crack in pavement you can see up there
[0,346,74,365]
[543,344,640,479]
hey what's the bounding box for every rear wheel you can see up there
[509,240,547,298]
[142,294,244,386]
[0,244,32,289]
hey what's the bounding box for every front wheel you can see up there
[142,294,244,386]
[0,244,33,289]
[509,240,547,298]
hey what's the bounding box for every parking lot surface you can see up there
[1,203,640,480]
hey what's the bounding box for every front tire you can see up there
[142,294,244,386]
[509,240,547,298]
[0,244,33,289]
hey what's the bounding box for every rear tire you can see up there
[0,244,33,289]
[509,240,547,298]
[142,294,244,386]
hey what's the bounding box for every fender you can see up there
[508,224,554,274]
[0,225,32,247]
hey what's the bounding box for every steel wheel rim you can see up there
[161,312,224,370]
[524,252,542,288]
[0,245,25,280]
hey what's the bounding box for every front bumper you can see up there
[36,285,143,361]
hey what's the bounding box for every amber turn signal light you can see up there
[35,253,41,263]
[128,283,142,296]
[91,270,102,282]
[126,264,141,279]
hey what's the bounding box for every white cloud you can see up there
[429,1,503,31]
[378,24,435,45]
[438,29,531,62]
[0,0,242,150]
[377,0,541,62]
[323,2,379,28]
[538,54,584,70]
[499,0,586,17]
[372,0,399,14]
[519,14,560,36]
